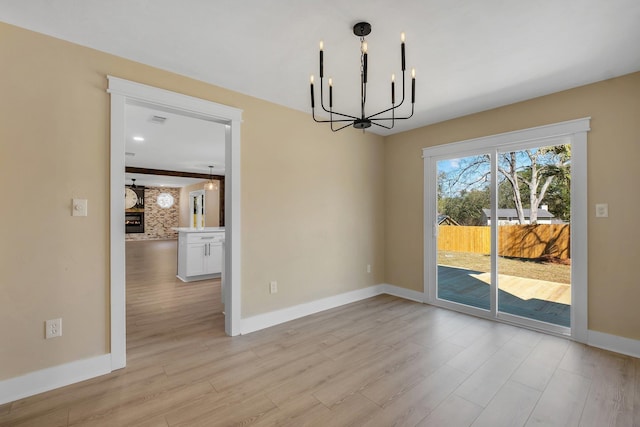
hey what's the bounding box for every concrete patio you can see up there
[437,265,571,327]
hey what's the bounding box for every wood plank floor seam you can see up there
[1,239,638,426]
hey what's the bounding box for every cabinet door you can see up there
[206,244,222,274]
[186,243,207,276]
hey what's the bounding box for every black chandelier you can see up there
[310,22,415,132]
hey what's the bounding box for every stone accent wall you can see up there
[126,187,180,241]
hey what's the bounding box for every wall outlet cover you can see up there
[45,318,62,339]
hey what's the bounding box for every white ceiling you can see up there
[124,104,226,187]
[2,0,640,139]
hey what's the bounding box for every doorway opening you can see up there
[108,76,243,371]
[123,103,227,363]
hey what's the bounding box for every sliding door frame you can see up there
[423,118,590,342]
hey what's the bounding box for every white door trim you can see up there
[107,76,243,370]
[422,117,590,342]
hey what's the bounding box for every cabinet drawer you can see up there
[186,232,224,243]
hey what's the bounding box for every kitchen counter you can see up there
[173,227,225,233]
[174,228,225,282]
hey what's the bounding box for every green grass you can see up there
[438,251,571,284]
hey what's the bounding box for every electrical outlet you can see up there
[367,264,371,273]
[269,281,278,294]
[45,318,62,339]
[595,203,608,218]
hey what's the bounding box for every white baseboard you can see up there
[381,284,425,303]
[2,284,405,405]
[240,285,386,335]
[240,284,426,335]
[5,289,639,406]
[0,354,112,405]
[588,330,640,359]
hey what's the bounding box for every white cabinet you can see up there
[176,230,224,282]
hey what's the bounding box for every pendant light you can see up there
[204,166,217,191]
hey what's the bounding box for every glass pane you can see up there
[437,155,491,311]
[496,145,571,327]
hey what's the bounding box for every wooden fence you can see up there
[438,224,570,259]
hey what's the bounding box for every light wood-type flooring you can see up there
[2,240,639,426]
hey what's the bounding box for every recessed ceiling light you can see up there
[133,136,145,142]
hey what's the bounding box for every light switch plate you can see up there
[72,199,88,216]
[595,203,608,218]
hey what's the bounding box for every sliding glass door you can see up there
[424,119,589,339]
[496,144,572,328]
[436,154,492,312]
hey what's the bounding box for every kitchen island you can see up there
[173,227,225,282]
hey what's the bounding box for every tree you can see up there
[438,145,571,224]
[498,145,570,224]
[440,188,489,225]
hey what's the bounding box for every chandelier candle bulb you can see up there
[363,53,368,83]
[401,38,406,71]
[391,74,395,104]
[329,78,333,107]
[411,69,416,103]
[310,75,315,108]
[319,41,324,78]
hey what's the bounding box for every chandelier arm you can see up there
[370,115,414,122]
[322,111,359,120]
[327,110,359,120]
[366,104,402,120]
[396,68,408,108]
[331,121,355,132]
[312,107,355,123]
[318,78,359,120]
[397,68,409,108]
[366,104,415,122]
[370,120,394,130]
[312,115,354,124]
[367,72,408,121]
[318,77,330,114]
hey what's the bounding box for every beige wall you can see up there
[385,72,640,340]
[179,181,221,228]
[2,18,638,385]
[241,101,385,316]
[0,22,384,380]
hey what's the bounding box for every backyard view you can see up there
[436,143,572,328]
[438,250,570,284]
